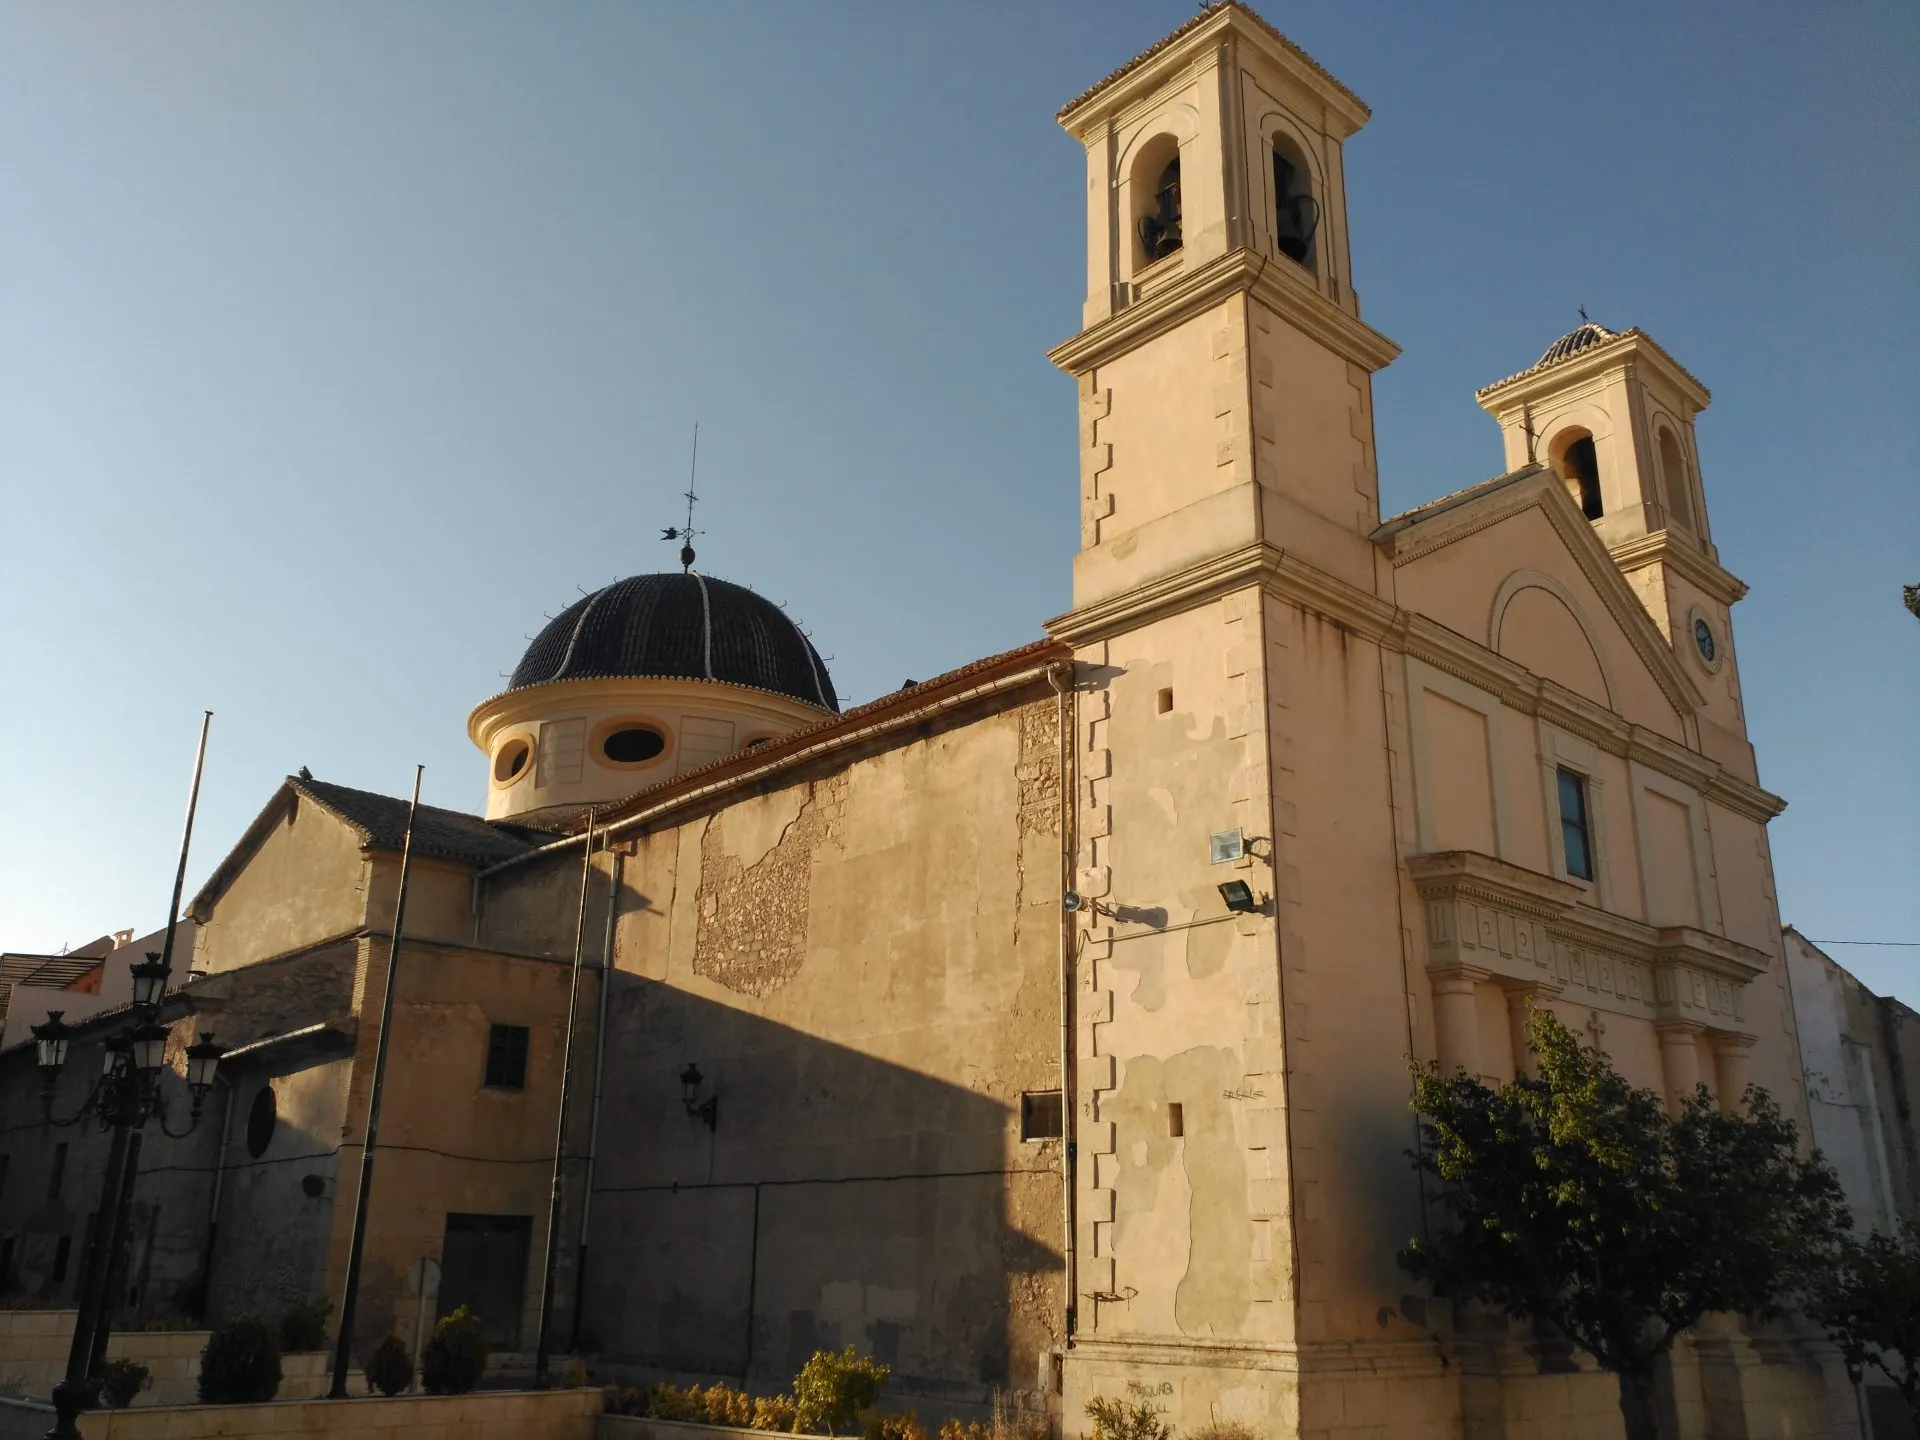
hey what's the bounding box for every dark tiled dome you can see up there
[509,573,838,713]
[1537,320,1616,367]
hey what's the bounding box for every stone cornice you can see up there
[1407,850,1585,920]
[1412,849,1771,1032]
[1608,531,1750,606]
[1046,246,1400,377]
[1046,542,1785,825]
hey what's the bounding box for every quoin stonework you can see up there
[0,6,1888,1438]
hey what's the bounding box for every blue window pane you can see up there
[1557,769,1594,881]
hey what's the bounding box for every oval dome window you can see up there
[602,726,666,765]
[492,737,532,785]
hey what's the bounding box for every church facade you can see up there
[0,6,1859,1437]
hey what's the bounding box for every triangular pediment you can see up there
[1375,466,1705,729]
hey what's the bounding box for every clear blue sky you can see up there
[3,3,1915,997]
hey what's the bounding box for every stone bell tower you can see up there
[1045,5,1426,1434]
[1474,323,1757,778]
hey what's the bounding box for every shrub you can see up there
[1186,1426,1255,1440]
[705,1381,754,1426]
[794,1347,890,1435]
[198,1314,283,1405]
[862,1410,925,1440]
[364,1333,413,1397]
[136,1311,195,1332]
[752,1393,799,1431]
[937,1392,1047,1440]
[279,1296,333,1352]
[1084,1396,1171,1440]
[420,1306,489,1395]
[604,1384,646,1416]
[98,1358,150,1410]
[561,1356,591,1389]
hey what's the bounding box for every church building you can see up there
[0,6,1857,1437]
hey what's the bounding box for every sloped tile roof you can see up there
[289,776,544,866]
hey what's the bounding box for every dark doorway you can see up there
[438,1213,532,1351]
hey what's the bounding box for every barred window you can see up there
[485,1024,530,1091]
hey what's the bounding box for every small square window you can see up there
[1020,1091,1063,1141]
[1167,1103,1185,1138]
[484,1024,530,1091]
[1156,688,1174,714]
[1557,769,1594,882]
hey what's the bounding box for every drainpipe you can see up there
[569,847,623,1354]
[1047,663,1078,1351]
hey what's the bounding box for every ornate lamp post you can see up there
[30,990,224,1439]
[28,709,220,1440]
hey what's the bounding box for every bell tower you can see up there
[1046,5,1424,1432]
[1049,1,1400,612]
[1475,324,1758,776]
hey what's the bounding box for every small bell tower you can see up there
[1476,322,1758,773]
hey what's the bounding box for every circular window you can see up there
[600,725,666,766]
[246,1085,277,1158]
[1692,618,1716,663]
[1688,608,1723,672]
[492,737,532,786]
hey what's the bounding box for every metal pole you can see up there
[87,1132,144,1378]
[48,1106,132,1439]
[568,848,622,1354]
[328,766,424,1400]
[534,817,596,1382]
[157,712,212,983]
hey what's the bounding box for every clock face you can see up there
[1693,617,1716,663]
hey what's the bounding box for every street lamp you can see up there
[30,989,224,1440]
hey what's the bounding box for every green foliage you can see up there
[420,1306,489,1395]
[752,1392,799,1430]
[198,1313,283,1405]
[561,1356,591,1388]
[364,1332,414,1397]
[1400,1007,1846,1440]
[861,1411,925,1440]
[135,1311,195,1332]
[793,1346,891,1434]
[1083,1394,1172,1440]
[1809,1216,1920,1426]
[1184,1426,1254,1440]
[97,1358,150,1409]
[278,1295,333,1352]
[936,1391,1048,1440]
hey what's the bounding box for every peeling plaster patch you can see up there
[1147,786,1178,826]
[694,774,847,996]
[1013,701,1062,945]
[1181,886,1232,980]
[1105,1048,1250,1339]
[1111,930,1172,1012]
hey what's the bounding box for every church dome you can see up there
[509,573,838,714]
[1537,320,1616,368]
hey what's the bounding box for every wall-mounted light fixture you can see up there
[679,1063,719,1132]
[1217,879,1266,914]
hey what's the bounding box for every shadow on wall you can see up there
[583,972,1063,1408]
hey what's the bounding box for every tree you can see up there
[1400,1008,1846,1440]
[1810,1217,1920,1427]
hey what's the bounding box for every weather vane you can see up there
[660,423,702,572]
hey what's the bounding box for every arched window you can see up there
[1272,136,1320,270]
[1658,427,1695,531]
[1550,429,1604,520]
[1131,136,1183,265]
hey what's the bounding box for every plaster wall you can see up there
[568,693,1067,1409]
[192,799,367,975]
[364,855,473,946]
[321,937,590,1356]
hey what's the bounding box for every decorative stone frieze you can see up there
[1408,850,1769,1037]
